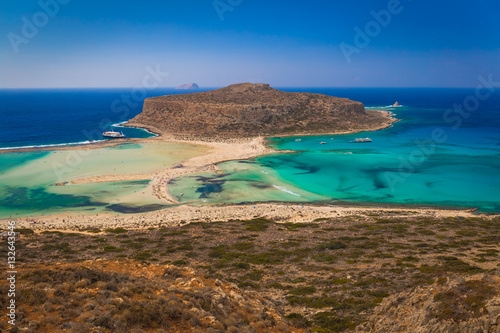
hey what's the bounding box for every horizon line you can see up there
[0,86,482,90]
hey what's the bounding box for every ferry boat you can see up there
[102,130,125,138]
[351,138,372,143]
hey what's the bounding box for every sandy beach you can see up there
[68,136,278,203]
[3,109,463,229]
[3,202,484,231]
[44,109,397,204]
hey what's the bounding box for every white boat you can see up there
[102,130,125,138]
[295,139,302,141]
[320,141,327,144]
[351,138,372,143]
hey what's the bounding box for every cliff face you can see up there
[129,82,390,138]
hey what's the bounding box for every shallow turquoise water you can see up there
[261,103,500,212]
[172,93,500,213]
[0,142,208,218]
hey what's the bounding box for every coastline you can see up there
[1,202,487,231]
[0,122,159,155]
[65,110,398,203]
[0,109,428,224]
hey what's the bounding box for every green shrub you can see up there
[14,228,34,235]
[317,241,347,251]
[232,262,250,270]
[288,286,316,296]
[242,218,272,231]
[172,259,187,266]
[231,242,254,251]
[243,270,264,281]
[312,312,358,332]
[104,227,128,234]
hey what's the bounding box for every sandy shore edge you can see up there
[2,203,486,231]
[0,109,446,227]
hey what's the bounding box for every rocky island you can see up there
[176,83,200,90]
[128,83,394,139]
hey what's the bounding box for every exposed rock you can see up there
[128,82,394,138]
[356,275,500,333]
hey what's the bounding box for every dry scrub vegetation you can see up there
[1,212,499,332]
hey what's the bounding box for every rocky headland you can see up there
[127,83,395,139]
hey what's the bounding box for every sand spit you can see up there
[68,136,277,203]
[65,109,396,204]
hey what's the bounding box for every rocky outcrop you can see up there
[356,274,500,333]
[176,83,200,89]
[129,83,393,138]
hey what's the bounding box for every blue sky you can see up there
[1,0,499,88]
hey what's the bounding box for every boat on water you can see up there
[320,141,327,144]
[351,138,372,143]
[295,139,302,141]
[102,130,125,138]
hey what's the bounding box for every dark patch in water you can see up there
[0,186,106,210]
[195,175,226,182]
[372,176,387,189]
[250,182,273,189]
[195,180,224,198]
[106,203,168,214]
[294,165,319,175]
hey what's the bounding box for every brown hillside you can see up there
[127,83,393,138]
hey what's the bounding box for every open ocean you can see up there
[1,87,499,215]
[0,88,214,150]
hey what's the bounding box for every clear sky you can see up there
[1,0,499,88]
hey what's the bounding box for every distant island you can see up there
[176,83,200,90]
[128,82,395,139]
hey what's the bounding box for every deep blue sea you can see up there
[1,87,499,213]
[0,88,213,149]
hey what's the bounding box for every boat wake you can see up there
[0,140,106,151]
[272,185,301,197]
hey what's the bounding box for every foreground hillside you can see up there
[2,212,499,332]
[127,83,393,138]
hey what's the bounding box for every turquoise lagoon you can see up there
[2,88,499,215]
[0,142,208,218]
[171,89,500,213]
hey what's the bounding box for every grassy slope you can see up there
[1,212,499,332]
